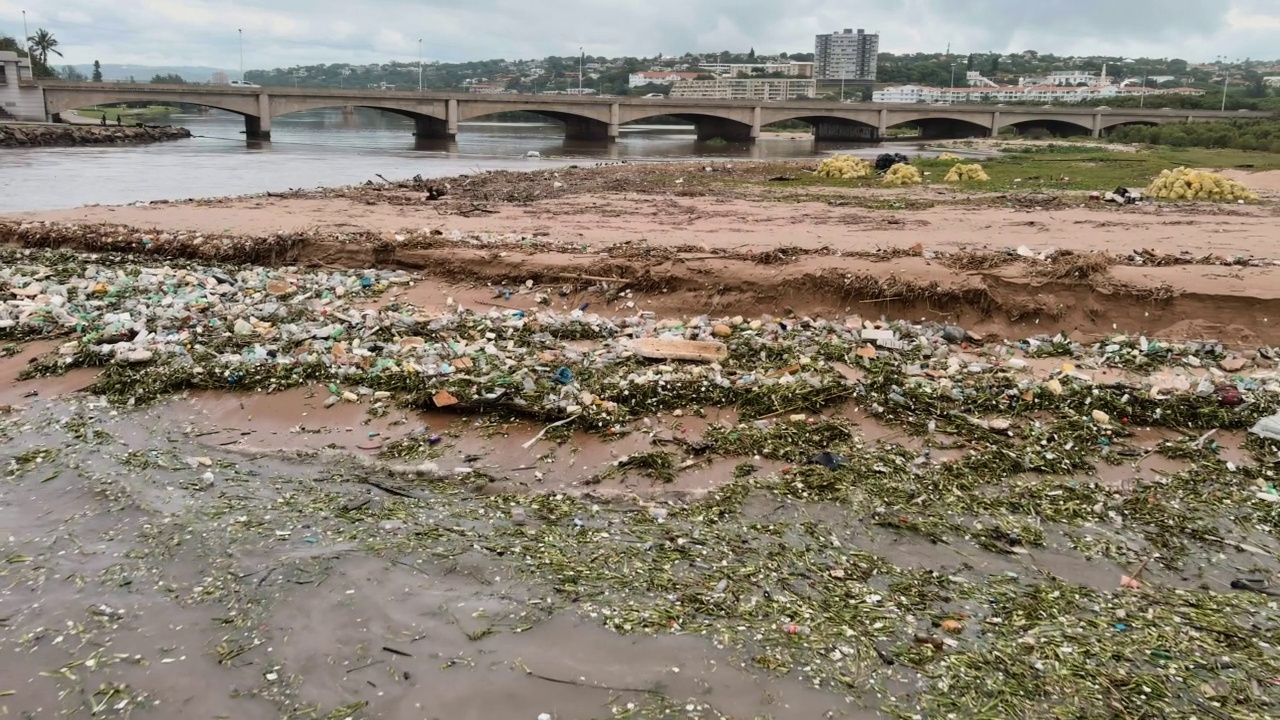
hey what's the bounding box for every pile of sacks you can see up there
[882,164,923,186]
[943,163,991,182]
[1146,167,1259,203]
[815,155,874,180]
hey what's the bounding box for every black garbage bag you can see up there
[875,153,911,174]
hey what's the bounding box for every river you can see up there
[0,107,909,212]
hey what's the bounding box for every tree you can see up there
[150,73,187,85]
[748,47,756,61]
[27,28,62,65]
[92,60,103,82]
[60,65,87,81]
[988,55,1000,75]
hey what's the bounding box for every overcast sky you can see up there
[4,0,1278,69]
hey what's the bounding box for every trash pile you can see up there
[4,248,1278,434]
[1146,167,1260,203]
[943,163,991,182]
[874,153,912,174]
[936,152,962,161]
[882,163,924,186]
[814,155,874,180]
[7,246,1280,719]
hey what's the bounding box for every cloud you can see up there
[5,0,1277,69]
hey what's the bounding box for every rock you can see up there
[265,279,294,296]
[988,418,1012,431]
[940,325,967,344]
[855,344,878,359]
[1045,379,1063,396]
[712,324,732,338]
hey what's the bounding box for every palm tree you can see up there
[27,28,62,65]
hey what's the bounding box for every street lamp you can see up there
[239,29,244,81]
[579,47,584,95]
[418,39,423,92]
[21,10,31,80]
[950,62,958,105]
[1219,56,1230,111]
[1139,72,1146,108]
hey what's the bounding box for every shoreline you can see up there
[0,121,192,147]
[4,153,1280,718]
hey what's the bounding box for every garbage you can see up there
[1249,412,1280,441]
[936,152,962,161]
[815,155,874,179]
[809,451,848,470]
[1103,186,1142,205]
[940,619,965,634]
[626,337,728,362]
[882,164,923,186]
[943,163,990,182]
[874,153,911,174]
[1146,167,1259,202]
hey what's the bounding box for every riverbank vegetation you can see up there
[1109,119,1280,154]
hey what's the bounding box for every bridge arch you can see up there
[1000,118,1094,137]
[758,109,881,141]
[886,112,993,140]
[269,98,450,139]
[621,111,755,142]
[43,91,260,121]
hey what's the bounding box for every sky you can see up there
[3,0,1278,70]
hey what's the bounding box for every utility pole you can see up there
[1139,73,1146,108]
[418,39,423,92]
[950,63,957,105]
[239,29,244,81]
[840,68,845,102]
[579,47,584,95]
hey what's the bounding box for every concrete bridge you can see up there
[39,81,1268,142]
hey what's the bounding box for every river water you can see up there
[1,108,907,212]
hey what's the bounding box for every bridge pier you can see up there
[813,120,879,142]
[695,117,754,143]
[244,115,271,140]
[413,115,453,139]
[563,115,613,142]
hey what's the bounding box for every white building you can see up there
[628,71,702,87]
[872,83,1204,104]
[696,62,814,78]
[0,51,43,121]
[670,78,816,101]
[965,71,998,88]
[815,28,878,81]
[1019,70,1109,87]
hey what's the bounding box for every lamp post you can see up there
[1219,56,1230,111]
[950,62,958,105]
[1139,72,1146,108]
[22,10,31,80]
[238,29,244,81]
[579,47,584,95]
[418,39,423,93]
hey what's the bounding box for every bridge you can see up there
[39,81,1268,143]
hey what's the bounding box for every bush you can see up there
[1109,118,1280,153]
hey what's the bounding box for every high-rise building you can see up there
[815,28,879,81]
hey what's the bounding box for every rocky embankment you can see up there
[0,123,191,147]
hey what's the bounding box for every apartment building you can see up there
[0,51,43,121]
[814,28,878,81]
[669,78,816,100]
[629,71,702,87]
[873,83,1205,104]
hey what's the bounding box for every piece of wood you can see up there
[627,337,728,362]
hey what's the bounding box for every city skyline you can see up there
[4,0,1278,70]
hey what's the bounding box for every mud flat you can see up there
[3,158,1280,718]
